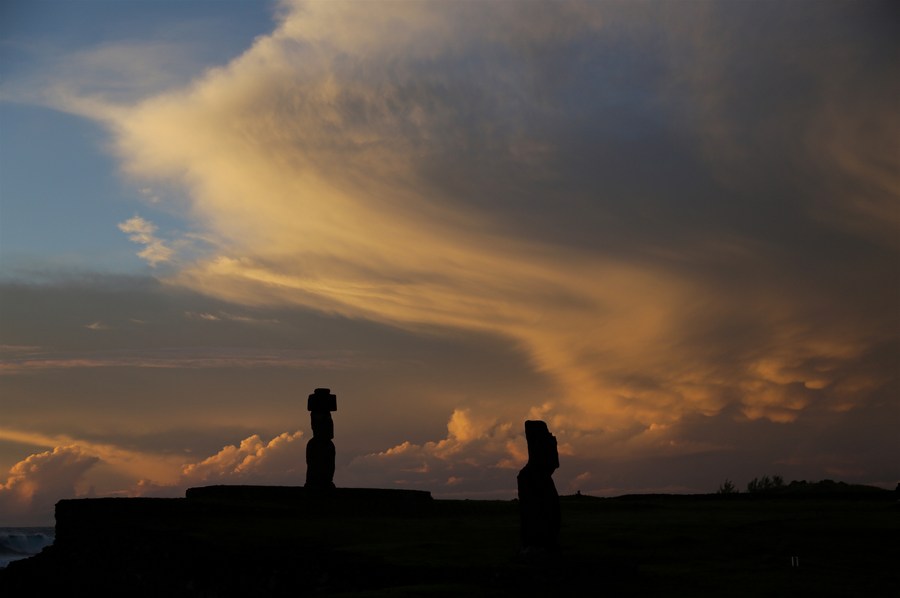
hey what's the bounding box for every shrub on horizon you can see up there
[717,479,738,494]
[746,474,785,494]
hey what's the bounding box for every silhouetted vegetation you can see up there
[717,479,738,494]
[729,476,892,497]
[782,479,891,495]
[747,474,784,493]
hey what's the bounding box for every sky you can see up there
[0,0,897,525]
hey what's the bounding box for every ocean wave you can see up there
[0,528,55,568]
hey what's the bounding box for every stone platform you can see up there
[53,485,433,545]
[4,485,437,595]
[185,484,433,507]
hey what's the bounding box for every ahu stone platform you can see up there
[3,485,435,596]
[52,485,433,545]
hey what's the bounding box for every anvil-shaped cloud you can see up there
[96,1,896,433]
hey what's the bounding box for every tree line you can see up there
[717,476,892,495]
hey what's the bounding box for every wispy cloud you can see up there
[139,187,162,204]
[184,311,280,324]
[0,346,372,375]
[118,215,175,266]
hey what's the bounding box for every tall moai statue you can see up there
[305,388,337,489]
[517,420,561,552]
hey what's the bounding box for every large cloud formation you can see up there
[0,446,100,525]
[103,1,896,431]
[5,0,895,507]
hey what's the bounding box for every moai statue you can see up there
[517,420,560,552]
[305,388,337,489]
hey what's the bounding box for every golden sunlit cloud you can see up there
[345,409,525,496]
[89,0,894,439]
[118,215,175,267]
[0,446,99,524]
[0,428,308,523]
[0,428,183,486]
[178,431,304,485]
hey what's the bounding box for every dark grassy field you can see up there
[2,492,897,596]
[555,494,898,597]
[305,494,900,597]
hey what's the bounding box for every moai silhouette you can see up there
[305,388,337,489]
[517,420,560,552]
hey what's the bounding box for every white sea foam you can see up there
[0,528,55,568]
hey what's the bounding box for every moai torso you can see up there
[305,388,337,489]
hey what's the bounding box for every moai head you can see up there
[308,388,337,440]
[524,420,559,473]
[308,388,337,412]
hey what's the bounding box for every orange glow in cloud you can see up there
[0,428,308,523]
[0,428,184,487]
[74,0,892,441]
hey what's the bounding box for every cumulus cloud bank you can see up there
[0,431,306,523]
[0,446,100,525]
[177,431,305,486]
[346,409,526,496]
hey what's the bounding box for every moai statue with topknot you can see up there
[305,388,337,489]
[517,420,561,552]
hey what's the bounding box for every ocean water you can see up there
[0,528,55,568]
